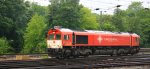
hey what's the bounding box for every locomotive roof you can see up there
[60,28,73,32]
[58,28,134,35]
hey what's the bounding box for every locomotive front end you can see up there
[47,28,63,57]
[47,34,62,49]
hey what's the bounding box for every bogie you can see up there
[48,46,139,58]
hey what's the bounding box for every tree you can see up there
[112,9,126,32]
[125,2,143,33]
[23,14,47,53]
[137,9,150,47]
[0,0,30,53]
[0,15,14,37]
[101,23,117,31]
[79,7,99,30]
[29,2,49,16]
[48,0,82,29]
[96,14,117,31]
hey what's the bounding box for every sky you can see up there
[28,0,150,15]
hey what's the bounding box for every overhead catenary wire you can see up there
[80,0,150,14]
[80,0,130,11]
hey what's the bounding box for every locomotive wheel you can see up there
[113,49,117,56]
[72,53,79,58]
[64,49,71,59]
[131,52,136,56]
[83,52,90,58]
[130,48,137,56]
[56,55,63,59]
[118,49,124,56]
[72,50,79,58]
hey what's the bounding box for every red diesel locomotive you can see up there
[47,27,140,58]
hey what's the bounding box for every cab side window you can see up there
[64,35,69,40]
[136,37,139,43]
[56,34,61,40]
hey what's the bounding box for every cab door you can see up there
[63,34,72,46]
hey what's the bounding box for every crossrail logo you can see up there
[97,36,103,43]
[104,38,118,42]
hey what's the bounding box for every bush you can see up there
[0,37,12,54]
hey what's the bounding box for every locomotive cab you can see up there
[47,29,62,49]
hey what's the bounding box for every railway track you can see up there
[139,48,150,52]
[0,48,150,69]
[1,54,150,69]
[0,48,149,60]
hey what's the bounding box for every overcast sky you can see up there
[29,0,150,15]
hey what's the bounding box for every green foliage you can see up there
[101,23,116,31]
[0,0,30,53]
[0,37,12,54]
[0,15,14,37]
[29,2,49,16]
[112,9,126,31]
[138,10,150,47]
[127,2,143,12]
[0,0,48,53]
[48,0,82,29]
[97,14,117,31]
[23,14,47,54]
[125,2,143,32]
[80,7,99,30]
[48,0,99,30]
